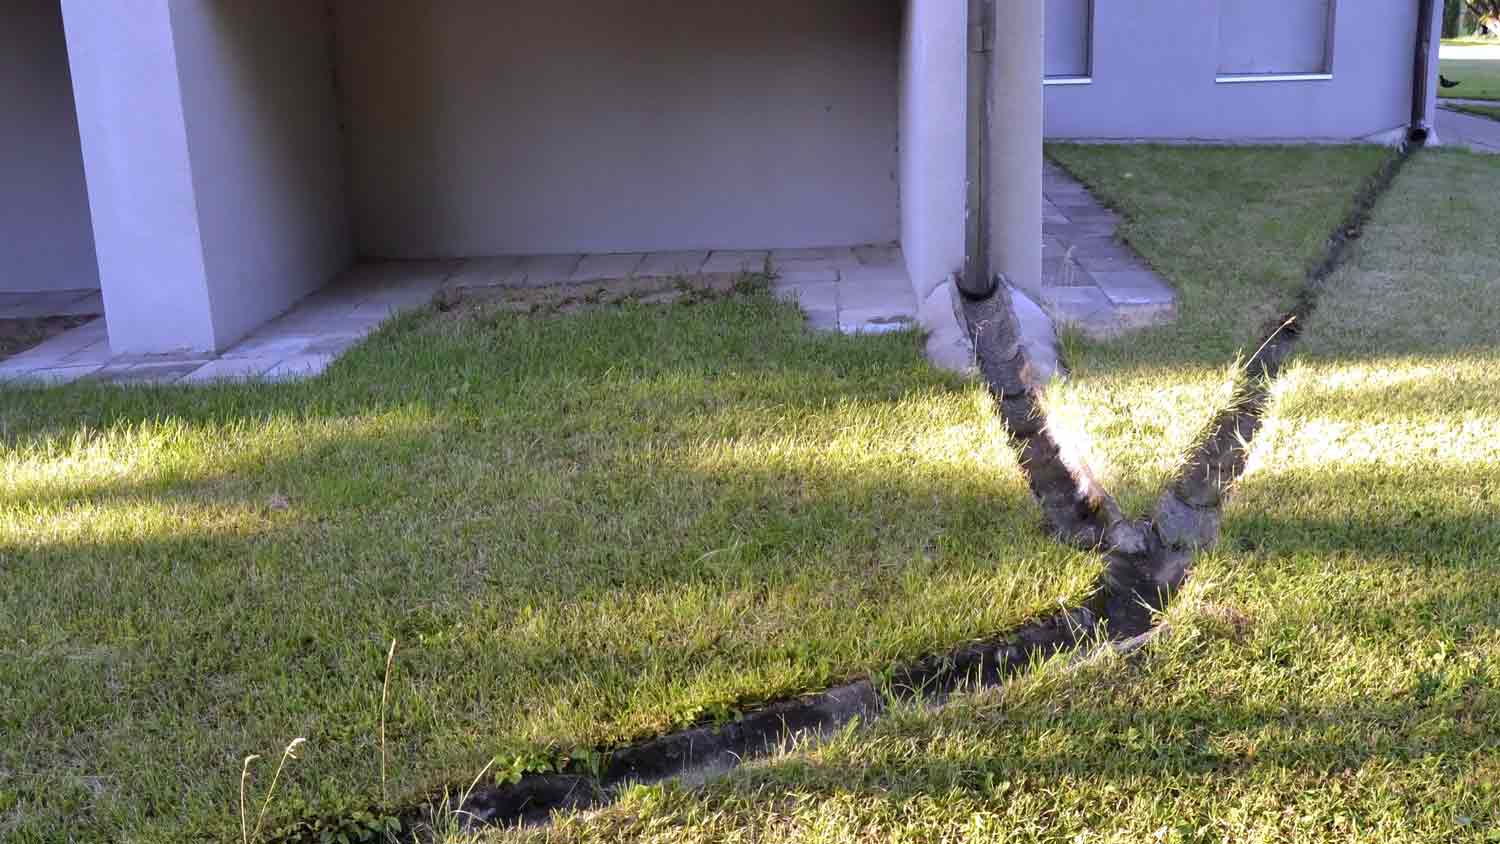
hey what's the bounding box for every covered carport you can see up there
[1,0,99,300]
[41,0,1039,359]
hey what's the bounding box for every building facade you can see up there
[1045,0,1442,143]
[2,0,1043,356]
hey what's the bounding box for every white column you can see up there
[60,0,350,355]
[989,0,1044,297]
[61,0,217,353]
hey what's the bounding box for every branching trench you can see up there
[281,142,1420,841]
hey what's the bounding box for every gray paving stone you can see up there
[1064,236,1138,259]
[771,247,860,272]
[178,357,278,383]
[0,365,103,385]
[853,243,903,267]
[220,333,317,360]
[573,253,646,281]
[776,269,840,285]
[702,250,771,274]
[264,354,336,382]
[804,308,840,332]
[1094,272,1177,306]
[1045,221,1117,238]
[772,282,837,312]
[109,361,211,386]
[1042,286,1116,322]
[1059,209,1122,226]
[637,251,709,277]
[303,335,367,356]
[840,271,906,299]
[449,256,526,288]
[1042,258,1095,288]
[519,254,583,286]
[1073,252,1149,273]
[839,311,917,335]
[349,302,406,323]
[2,318,108,368]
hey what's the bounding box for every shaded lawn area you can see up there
[502,151,1500,844]
[1040,143,1389,513]
[0,292,1106,841]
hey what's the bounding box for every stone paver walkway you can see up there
[1042,161,1177,337]
[1437,104,1500,154]
[1,246,916,387]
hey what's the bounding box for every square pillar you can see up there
[989,0,1044,297]
[60,0,350,355]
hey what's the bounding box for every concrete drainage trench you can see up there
[280,143,1420,842]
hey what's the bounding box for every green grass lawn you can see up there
[495,150,1500,844]
[1,290,1112,841]
[1041,144,1389,514]
[1440,57,1500,101]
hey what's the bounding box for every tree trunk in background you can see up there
[1446,0,1464,37]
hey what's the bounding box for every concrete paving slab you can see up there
[702,250,770,274]
[264,354,336,382]
[772,282,838,312]
[178,357,278,383]
[0,365,103,385]
[637,251,710,277]
[519,254,584,286]
[449,256,526,288]
[573,253,646,281]
[853,243,903,267]
[1093,272,1177,306]
[771,247,860,272]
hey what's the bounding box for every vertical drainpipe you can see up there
[960,0,997,299]
[1411,0,1439,142]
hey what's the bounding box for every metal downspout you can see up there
[1412,0,1437,141]
[960,0,998,299]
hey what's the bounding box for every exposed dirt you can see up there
[0,316,93,362]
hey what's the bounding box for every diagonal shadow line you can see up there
[272,142,1423,842]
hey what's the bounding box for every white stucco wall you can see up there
[1046,0,1421,141]
[898,0,968,303]
[1,0,98,293]
[335,0,902,257]
[169,0,352,350]
[62,0,350,354]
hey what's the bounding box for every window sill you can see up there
[1216,73,1334,84]
[1044,77,1094,87]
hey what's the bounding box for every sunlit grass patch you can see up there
[491,151,1500,844]
[1041,144,1390,512]
[0,294,1102,842]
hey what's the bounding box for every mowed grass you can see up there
[495,150,1500,844]
[1441,45,1500,101]
[1040,144,1389,513]
[0,294,1106,841]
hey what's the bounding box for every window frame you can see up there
[1214,0,1339,84]
[1043,0,1096,86]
